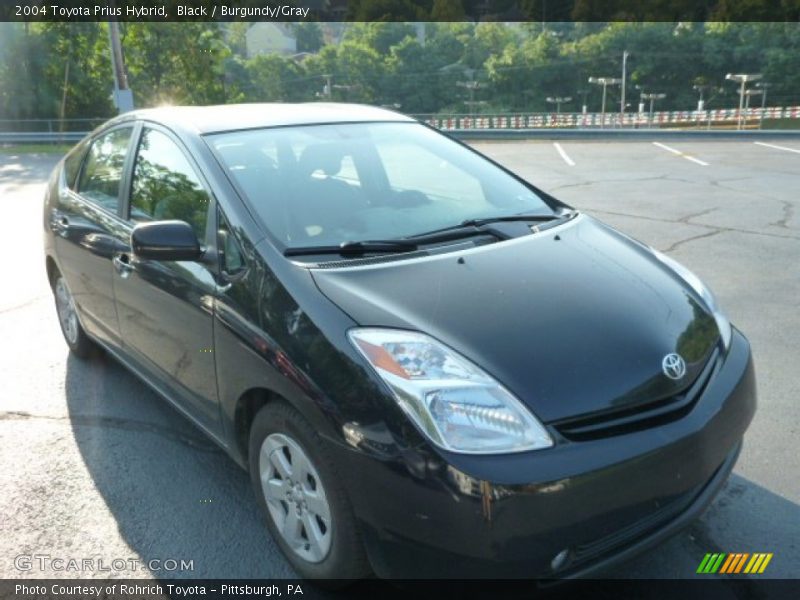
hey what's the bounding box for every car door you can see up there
[111,124,222,435]
[51,125,135,347]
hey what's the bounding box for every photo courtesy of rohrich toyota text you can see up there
[0,1,798,599]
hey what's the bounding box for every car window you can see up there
[209,122,552,249]
[217,209,245,275]
[129,128,211,241]
[375,139,486,209]
[63,139,89,190]
[77,127,133,212]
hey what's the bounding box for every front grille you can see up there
[569,474,711,567]
[555,348,720,442]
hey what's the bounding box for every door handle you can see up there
[112,253,135,278]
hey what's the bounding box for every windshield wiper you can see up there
[284,239,418,258]
[284,211,578,258]
[408,211,576,240]
[460,212,570,227]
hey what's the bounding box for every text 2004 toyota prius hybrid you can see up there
[42,104,756,581]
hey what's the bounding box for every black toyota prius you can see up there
[43,103,756,581]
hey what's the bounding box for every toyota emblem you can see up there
[662,353,686,380]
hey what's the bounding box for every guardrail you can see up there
[415,106,800,130]
[0,117,105,132]
[2,106,800,145]
[0,131,87,143]
[0,117,103,144]
[446,128,800,141]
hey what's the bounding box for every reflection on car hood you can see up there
[310,215,720,423]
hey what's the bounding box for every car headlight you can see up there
[349,328,553,454]
[652,249,732,352]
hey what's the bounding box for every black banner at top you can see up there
[1,0,800,22]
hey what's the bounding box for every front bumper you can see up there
[332,329,756,579]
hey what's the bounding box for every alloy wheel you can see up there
[55,277,79,345]
[259,432,332,563]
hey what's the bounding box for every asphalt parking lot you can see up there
[1,138,798,586]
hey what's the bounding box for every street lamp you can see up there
[456,72,482,116]
[725,73,762,130]
[620,50,630,118]
[546,96,572,114]
[744,88,762,110]
[756,81,771,129]
[588,76,622,127]
[576,89,590,114]
[640,92,666,128]
[756,81,771,109]
[693,84,712,111]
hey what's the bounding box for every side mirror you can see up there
[131,220,203,262]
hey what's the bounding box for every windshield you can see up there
[207,121,554,249]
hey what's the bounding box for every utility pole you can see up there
[59,59,70,129]
[107,17,133,113]
[620,50,629,122]
[726,73,762,130]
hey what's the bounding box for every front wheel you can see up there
[52,274,98,359]
[249,402,369,583]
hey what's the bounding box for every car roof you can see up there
[110,102,415,135]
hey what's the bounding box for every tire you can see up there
[52,273,98,359]
[249,401,370,584]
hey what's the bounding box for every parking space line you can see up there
[652,142,709,166]
[754,141,800,154]
[553,142,575,166]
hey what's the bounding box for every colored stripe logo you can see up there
[697,552,773,574]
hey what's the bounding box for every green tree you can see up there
[293,22,324,53]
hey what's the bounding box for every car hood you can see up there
[310,215,720,423]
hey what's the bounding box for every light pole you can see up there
[756,81,771,109]
[546,96,572,114]
[756,82,771,129]
[456,69,481,116]
[620,50,629,121]
[577,89,589,114]
[588,77,622,128]
[640,92,666,128]
[743,88,762,129]
[726,73,762,130]
[744,88,762,110]
[693,84,711,111]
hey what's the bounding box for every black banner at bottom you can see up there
[2,579,799,600]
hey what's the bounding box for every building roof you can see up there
[118,103,414,135]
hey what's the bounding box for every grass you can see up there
[761,118,800,130]
[0,143,72,155]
